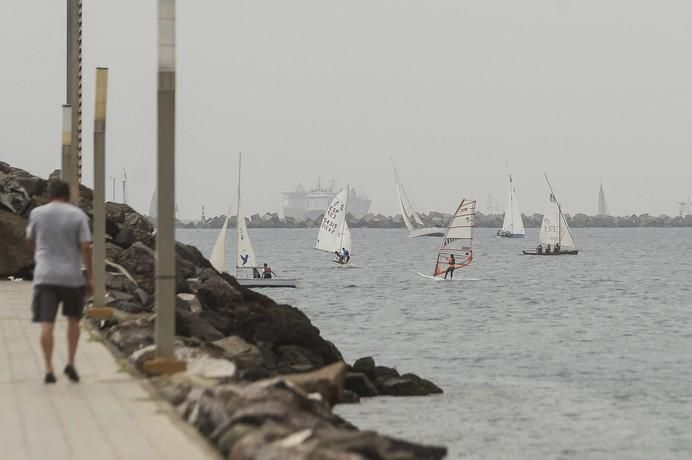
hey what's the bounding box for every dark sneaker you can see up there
[63,365,80,383]
[44,372,57,384]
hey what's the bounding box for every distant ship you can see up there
[282,179,372,219]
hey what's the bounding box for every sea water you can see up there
[177,227,692,459]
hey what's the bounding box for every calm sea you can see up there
[177,227,692,459]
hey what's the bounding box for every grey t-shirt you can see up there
[26,202,92,287]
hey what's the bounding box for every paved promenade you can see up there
[0,281,218,460]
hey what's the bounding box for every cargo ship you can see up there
[282,180,372,219]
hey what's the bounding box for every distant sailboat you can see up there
[392,161,444,237]
[315,187,352,264]
[210,154,296,287]
[598,183,609,216]
[496,174,526,238]
[523,175,578,256]
[418,199,476,280]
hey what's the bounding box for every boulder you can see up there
[0,210,33,277]
[116,242,190,294]
[379,374,443,397]
[107,318,155,356]
[276,345,325,373]
[177,293,203,313]
[352,356,376,382]
[0,175,31,215]
[212,336,264,369]
[344,372,379,398]
[278,361,348,407]
[176,306,225,343]
[105,272,138,294]
[186,356,237,380]
[195,269,243,310]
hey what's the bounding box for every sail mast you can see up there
[339,185,350,250]
[236,153,242,272]
[544,173,577,247]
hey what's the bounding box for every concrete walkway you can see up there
[0,281,218,460]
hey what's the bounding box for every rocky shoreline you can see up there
[1,161,447,459]
[185,210,692,230]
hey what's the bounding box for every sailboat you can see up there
[523,175,579,256]
[598,183,609,216]
[209,154,297,287]
[392,161,444,237]
[315,187,352,264]
[496,174,526,238]
[417,199,476,280]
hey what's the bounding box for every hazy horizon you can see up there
[2,1,691,219]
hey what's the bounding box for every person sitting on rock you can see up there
[263,263,273,279]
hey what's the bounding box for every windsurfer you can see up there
[444,254,456,279]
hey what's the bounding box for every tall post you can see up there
[61,105,72,185]
[92,68,108,310]
[66,0,83,204]
[155,0,177,359]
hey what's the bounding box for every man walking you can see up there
[26,180,92,384]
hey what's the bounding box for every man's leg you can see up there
[40,322,55,374]
[66,318,80,367]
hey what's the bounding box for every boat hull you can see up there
[409,227,445,238]
[496,232,526,239]
[522,250,579,256]
[237,278,298,288]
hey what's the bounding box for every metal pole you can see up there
[61,105,72,185]
[67,0,83,204]
[155,0,177,358]
[92,68,108,309]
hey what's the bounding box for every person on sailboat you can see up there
[252,267,261,279]
[342,248,350,264]
[444,254,456,279]
[554,243,560,255]
[263,263,273,279]
[545,244,552,255]
[536,244,543,255]
[334,250,344,263]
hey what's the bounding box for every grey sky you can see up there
[2,1,691,218]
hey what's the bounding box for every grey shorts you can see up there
[32,285,86,323]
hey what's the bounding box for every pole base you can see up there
[142,357,187,376]
[85,306,114,319]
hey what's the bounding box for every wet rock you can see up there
[276,345,324,373]
[373,365,400,385]
[341,390,361,404]
[0,210,33,278]
[344,372,379,398]
[195,268,243,310]
[278,361,348,407]
[212,336,263,369]
[176,307,225,343]
[379,374,443,397]
[352,356,376,382]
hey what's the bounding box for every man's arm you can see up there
[81,242,93,296]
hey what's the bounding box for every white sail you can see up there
[315,188,349,253]
[392,161,431,233]
[209,212,230,272]
[538,192,577,250]
[501,175,525,236]
[433,200,476,277]
[598,184,608,216]
[236,207,257,270]
[341,223,352,253]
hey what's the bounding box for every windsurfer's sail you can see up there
[315,188,352,257]
[392,160,444,237]
[498,175,525,238]
[598,183,608,216]
[432,199,476,277]
[209,209,231,272]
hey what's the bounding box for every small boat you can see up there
[496,173,525,238]
[393,160,444,237]
[417,199,476,279]
[209,154,297,287]
[315,187,352,264]
[523,174,579,256]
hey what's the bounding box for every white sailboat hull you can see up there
[237,278,298,288]
[409,227,445,238]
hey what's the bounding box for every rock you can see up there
[116,242,190,294]
[105,241,123,261]
[0,210,33,278]
[212,336,264,369]
[105,272,139,293]
[0,175,31,215]
[352,356,376,382]
[344,372,379,398]
[195,269,243,310]
[278,361,348,407]
[187,356,237,380]
[177,293,203,313]
[276,345,324,373]
[108,299,148,314]
[379,374,443,397]
[106,202,154,247]
[373,365,400,385]
[340,390,361,404]
[176,307,225,342]
[107,318,154,355]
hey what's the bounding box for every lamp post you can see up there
[91,68,109,315]
[61,105,72,185]
[66,0,82,204]
[154,0,177,360]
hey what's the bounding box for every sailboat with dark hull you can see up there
[523,175,579,256]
